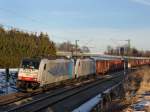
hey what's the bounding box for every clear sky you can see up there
[0,0,150,52]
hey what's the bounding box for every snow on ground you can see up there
[0,69,18,95]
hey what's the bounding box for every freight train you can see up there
[16,56,150,90]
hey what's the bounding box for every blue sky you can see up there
[0,0,150,52]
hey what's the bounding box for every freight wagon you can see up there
[93,58,111,74]
[93,57,125,75]
[127,57,150,68]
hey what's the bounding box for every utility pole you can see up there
[111,39,131,56]
[127,39,131,56]
[120,39,131,56]
[5,68,10,94]
[75,40,79,57]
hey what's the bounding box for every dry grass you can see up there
[128,66,150,94]
[137,67,150,93]
[109,66,150,112]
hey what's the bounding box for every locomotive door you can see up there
[38,62,47,86]
[42,64,47,83]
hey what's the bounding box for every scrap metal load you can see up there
[16,56,150,90]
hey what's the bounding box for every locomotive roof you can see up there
[91,56,122,61]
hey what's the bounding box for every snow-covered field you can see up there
[0,69,18,95]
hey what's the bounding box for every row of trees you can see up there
[57,41,90,53]
[0,26,56,68]
[105,45,150,57]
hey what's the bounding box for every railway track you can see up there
[0,78,97,107]
[0,77,93,106]
[5,72,124,112]
[0,70,124,108]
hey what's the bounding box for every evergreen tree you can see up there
[0,26,56,68]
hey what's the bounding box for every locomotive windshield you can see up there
[21,59,40,69]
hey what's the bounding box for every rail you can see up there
[6,72,124,112]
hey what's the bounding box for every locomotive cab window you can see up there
[21,59,40,69]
